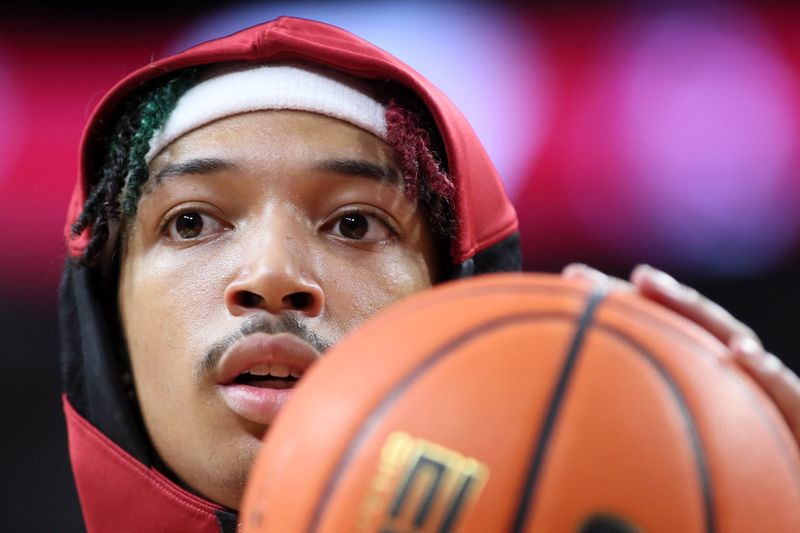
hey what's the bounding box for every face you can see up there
[118,110,443,510]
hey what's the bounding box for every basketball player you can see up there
[59,16,800,532]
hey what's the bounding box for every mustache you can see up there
[195,315,332,383]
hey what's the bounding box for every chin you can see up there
[206,431,264,510]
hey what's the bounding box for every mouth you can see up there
[217,332,321,425]
[232,363,302,389]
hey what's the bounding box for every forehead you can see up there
[147,110,400,182]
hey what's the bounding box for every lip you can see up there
[216,332,321,425]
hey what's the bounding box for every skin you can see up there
[118,110,443,510]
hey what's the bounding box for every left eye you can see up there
[331,212,392,241]
[166,211,225,240]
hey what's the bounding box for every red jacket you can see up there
[60,16,519,532]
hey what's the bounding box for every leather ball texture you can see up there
[240,272,800,533]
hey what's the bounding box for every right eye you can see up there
[165,211,226,241]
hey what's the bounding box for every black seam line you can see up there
[511,287,607,533]
[604,296,800,505]
[735,373,800,497]
[306,311,585,533]
[595,322,715,533]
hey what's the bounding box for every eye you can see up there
[331,211,394,242]
[165,211,226,241]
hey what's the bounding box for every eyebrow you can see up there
[313,158,401,185]
[151,157,238,184]
[144,156,401,195]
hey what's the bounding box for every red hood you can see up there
[64,15,517,265]
[59,16,519,533]
[63,396,232,533]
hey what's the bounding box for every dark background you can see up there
[1,1,798,531]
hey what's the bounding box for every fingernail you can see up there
[731,335,762,358]
[564,263,607,282]
[563,262,589,273]
[762,352,783,374]
[730,337,769,371]
[639,264,679,288]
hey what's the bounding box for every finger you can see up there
[731,336,800,443]
[561,263,634,293]
[630,264,761,347]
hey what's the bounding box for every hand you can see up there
[562,263,800,446]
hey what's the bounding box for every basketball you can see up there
[240,273,800,532]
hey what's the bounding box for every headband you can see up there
[145,63,388,163]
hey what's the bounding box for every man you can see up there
[59,15,800,533]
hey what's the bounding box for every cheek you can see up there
[119,246,235,379]
[320,247,433,335]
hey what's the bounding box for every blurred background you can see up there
[1,0,798,530]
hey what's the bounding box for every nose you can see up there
[224,229,324,317]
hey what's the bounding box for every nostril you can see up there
[285,292,313,310]
[236,291,263,308]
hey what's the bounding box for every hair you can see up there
[71,69,200,262]
[71,67,456,265]
[384,90,456,241]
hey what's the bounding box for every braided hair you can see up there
[71,68,200,263]
[72,69,455,266]
[385,89,456,242]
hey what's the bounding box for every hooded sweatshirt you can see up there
[59,16,520,533]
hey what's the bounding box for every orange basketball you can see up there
[240,273,800,533]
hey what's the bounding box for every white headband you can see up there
[145,64,388,164]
